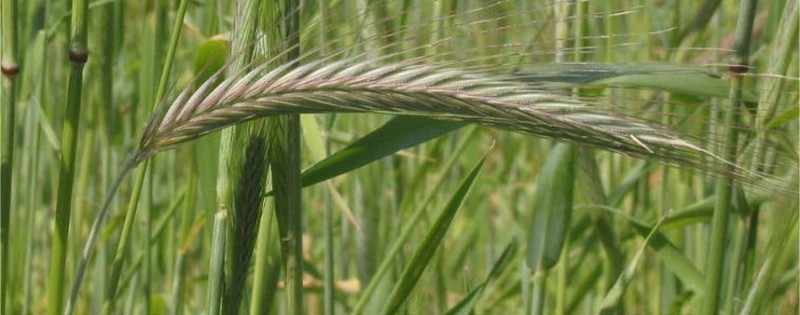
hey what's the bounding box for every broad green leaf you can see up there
[380,156,485,315]
[600,215,668,315]
[527,143,576,271]
[301,116,465,187]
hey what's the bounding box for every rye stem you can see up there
[703,0,758,313]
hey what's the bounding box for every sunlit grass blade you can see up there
[350,126,478,315]
[301,116,464,187]
[599,213,668,315]
[379,154,486,315]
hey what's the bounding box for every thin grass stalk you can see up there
[47,0,89,312]
[271,113,303,314]
[702,0,758,313]
[751,0,798,170]
[379,156,485,315]
[249,191,279,315]
[20,21,49,315]
[268,0,303,313]
[169,152,196,315]
[742,0,798,302]
[66,1,191,313]
[555,1,588,313]
[723,213,747,314]
[100,162,146,315]
[91,5,116,312]
[143,4,171,312]
[97,162,149,314]
[554,233,569,315]
[351,127,478,315]
[170,126,208,315]
[531,270,546,315]
[0,0,18,312]
[321,97,335,310]
[206,211,227,315]
[319,4,335,313]
[22,105,40,315]
[219,0,270,313]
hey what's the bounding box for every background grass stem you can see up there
[47,0,89,312]
[703,0,759,313]
[0,0,18,312]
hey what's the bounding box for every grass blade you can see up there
[379,154,486,315]
[599,214,668,315]
[206,212,227,315]
[350,127,478,315]
[527,143,575,272]
[301,116,464,187]
[445,239,518,315]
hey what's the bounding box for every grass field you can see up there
[0,0,798,314]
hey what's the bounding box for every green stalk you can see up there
[217,0,270,313]
[206,211,227,315]
[101,162,147,315]
[249,193,279,315]
[47,0,89,312]
[702,0,758,313]
[170,149,197,315]
[268,0,303,313]
[271,114,303,314]
[317,4,335,314]
[531,270,547,315]
[64,1,190,313]
[351,128,478,315]
[554,234,569,315]
[0,0,18,312]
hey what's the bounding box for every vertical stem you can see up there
[249,195,279,315]
[101,162,147,315]
[531,270,547,315]
[48,0,89,312]
[0,0,18,312]
[268,0,303,313]
[66,0,190,313]
[317,3,335,314]
[206,211,227,315]
[703,0,758,314]
[217,0,268,313]
[170,150,197,315]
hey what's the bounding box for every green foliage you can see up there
[0,1,797,315]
